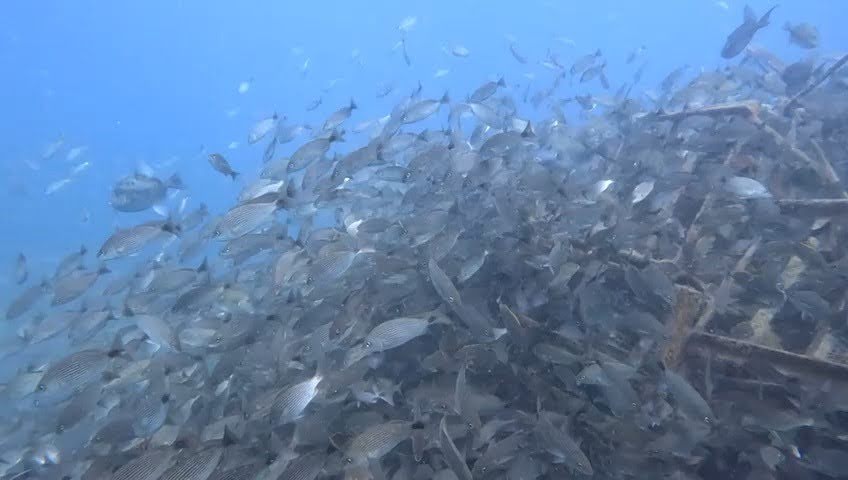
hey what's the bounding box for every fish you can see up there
[451,45,470,57]
[287,132,342,173]
[13,253,27,285]
[469,77,506,103]
[306,97,323,111]
[721,5,778,59]
[570,49,601,75]
[249,114,279,144]
[111,173,184,212]
[36,348,121,404]
[45,177,73,195]
[345,316,432,366]
[509,42,528,64]
[42,134,65,160]
[723,175,771,199]
[270,373,323,424]
[428,258,462,306]
[401,93,450,124]
[323,99,357,131]
[98,220,180,260]
[345,420,412,465]
[52,266,110,305]
[439,416,472,480]
[784,22,819,49]
[276,450,325,480]
[398,16,417,32]
[208,153,240,180]
[535,411,593,476]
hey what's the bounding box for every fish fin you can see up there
[350,98,358,110]
[497,76,506,87]
[440,91,451,104]
[229,171,240,181]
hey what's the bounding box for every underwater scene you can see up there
[1,1,848,478]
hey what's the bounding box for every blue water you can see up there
[0,1,844,345]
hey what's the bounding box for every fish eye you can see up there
[364,341,372,349]
[345,457,353,464]
[37,384,46,391]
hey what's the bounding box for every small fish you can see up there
[70,160,91,176]
[42,134,65,160]
[54,245,87,279]
[401,92,450,124]
[306,97,323,111]
[271,374,323,424]
[98,220,179,260]
[509,42,528,64]
[434,68,450,78]
[398,16,417,32]
[631,180,655,204]
[45,177,72,195]
[535,412,593,476]
[208,153,240,180]
[277,450,325,480]
[570,49,601,75]
[51,267,109,305]
[345,420,412,465]
[134,313,181,351]
[784,22,820,49]
[65,145,87,162]
[469,77,506,103]
[428,258,462,306]
[238,78,251,94]
[345,316,432,366]
[323,99,357,131]
[723,175,771,199]
[248,114,278,144]
[451,45,470,57]
[213,198,282,240]
[36,348,121,404]
[626,45,646,64]
[439,417,473,480]
[721,5,778,59]
[14,253,27,285]
[287,132,342,173]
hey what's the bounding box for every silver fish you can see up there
[208,153,240,180]
[288,132,341,173]
[721,5,777,59]
[428,258,462,306]
[249,114,279,144]
[271,374,323,424]
[98,220,179,260]
[345,420,412,465]
[213,199,281,240]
